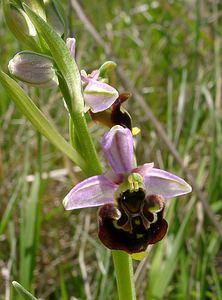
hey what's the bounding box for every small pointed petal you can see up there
[84,79,119,113]
[66,38,76,58]
[80,70,88,83]
[144,168,192,199]
[89,70,100,80]
[63,175,117,210]
[99,60,117,77]
[81,69,100,83]
[102,125,134,174]
[134,163,154,177]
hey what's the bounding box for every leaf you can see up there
[19,174,41,290]
[0,179,22,235]
[12,281,38,300]
[24,0,46,20]
[0,71,86,172]
[148,197,195,299]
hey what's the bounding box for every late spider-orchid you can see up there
[63,126,192,257]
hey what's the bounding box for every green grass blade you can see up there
[12,281,38,300]
[0,70,86,171]
[0,179,22,235]
[19,173,41,290]
[59,267,69,300]
[148,198,195,299]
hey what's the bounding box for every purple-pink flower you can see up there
[82,73,119,113]
[66,38,119,113]
[63,126,192,255]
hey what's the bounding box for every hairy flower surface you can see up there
[63,126,192,256]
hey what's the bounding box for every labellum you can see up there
[98,177,168,255]
[90,92,133,130]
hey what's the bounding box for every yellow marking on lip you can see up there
[134,218,141,225]
[132,127,140,136]
[136,234,144,239]
[131,251,147,260]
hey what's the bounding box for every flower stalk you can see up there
[112,250,136,300]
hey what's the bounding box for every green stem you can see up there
[69,117,79,150]
[112,250,136,300]
[69,110,103,177]
[69,112,136,299]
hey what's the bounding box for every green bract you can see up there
[99,61,117,77]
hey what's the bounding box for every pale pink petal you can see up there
[104,170,124,185]
[102,125,134,174]
[63,175,117,210]
[84,79,119,113]
[89,70,100,80]
[66,38,76,58]
[133,163,154,177]
[81,69,100,83]
[80,70,88,83]
[144,168,192,199]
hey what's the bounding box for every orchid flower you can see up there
[63,126,192,257]
[66,38,119,113]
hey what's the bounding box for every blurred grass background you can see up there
[0,0,222,299]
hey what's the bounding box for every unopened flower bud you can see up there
[66,38,76,58]
[12,5,36,36]
[8,51,58,88]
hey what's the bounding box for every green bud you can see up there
[99,61,117,77]
[11,5,36,36]
[8,51,58,88]
[3,1,40,51]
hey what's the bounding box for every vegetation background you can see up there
[0,0,222,299]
